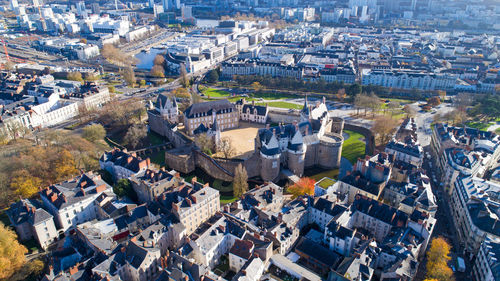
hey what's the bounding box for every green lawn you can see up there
[201,87,230,98]
[316,177,337,189]
[220,195,238,204]
[251,91,292,100]
[311,169,339,182]
[256,101,302,110]
[150,150,165,166]
[212,180,233,192]
[342,130,366,164]
[466,121,491,131]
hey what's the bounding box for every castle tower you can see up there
[300,95,310,122]
[287,128,306,176]
[155,93,178,123]
[318,133,343,169]
[260,130,281,182]
[331,117,344,135]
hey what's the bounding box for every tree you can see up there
[139,79,146,87]
[354,94,372,116]
[67,71,83,82]
[218,137,235,158]
[55,149,78,182]
[153,54,165,66]
[372,115,398,145]
[444,109,467,126]
[403,104,416,118]
[82,124,106,143]
[251,81,263,92]
[113,178,137,201]
[195,133,214,155]
[427,96,441,107]
[0,222,28,280]
[122,66,136,86]
[232,164,248,198]
[367,93,382,116]
[151,65,165,78]
[287,177,315,199]
[207,69,219,83]
[387,101,400,116]
[10,170,42,198]
[79,38,87,44]
[425,237,454,281]
[173,87,190,99]
[336,88,346,102]
[179,64,190,88]
[108,85,116,93]
[123,124,147,149]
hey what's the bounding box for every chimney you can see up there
[127,156,133,164]
[80,188,85,196]
[69,265,78,276]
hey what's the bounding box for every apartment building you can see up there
[40,172,113,231]
[99,149,151,181]
[171,178,220,234]
[7,199,58,249]
[130,168,182,203]
[473,236,500,281]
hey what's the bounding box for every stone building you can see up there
[130,168,182,203]
[235,98,268,124]
[184,99,238,135]
[255,97,344,181]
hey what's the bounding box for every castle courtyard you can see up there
[220,122,265,159]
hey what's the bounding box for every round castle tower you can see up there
[260,152,281,182]
[318,132,343,169]
[287,144,306,177]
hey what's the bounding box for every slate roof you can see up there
[184,99,235,118]
[100,149,148,174]
[312,198,347,217]
[242,104,267,116]
[352,195,409,227]
[230,239,254,260]
[340,171,383,197]
[7,199,53,226]
[295,237,341,268]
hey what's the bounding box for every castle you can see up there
[255,97,344,181]
[148,93,344,182]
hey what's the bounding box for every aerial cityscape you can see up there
[0,0,499,280]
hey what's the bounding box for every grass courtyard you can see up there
[200,87,231,98]
[256,101,302,110]
[342,130,366,164]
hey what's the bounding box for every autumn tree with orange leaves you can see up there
[287,177,316,198]
[425,237,454,281]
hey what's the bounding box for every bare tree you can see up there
[387,101,400,116]
[194,133,214,155]
[372,115,398,145]
[122,66,136,86]
[179,64,190,88]
[123,124,147,149]
[218,137,236,158]
[403,104,417,118]
[232,164,248,198]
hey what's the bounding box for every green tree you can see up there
[108,85,116,93]
[113,179,137,201]
[0,222,27,280]
[139,79,146,87]
[82,124,106,143]
[207,69,219,83]
[232,164,248,198]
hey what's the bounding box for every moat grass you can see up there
[342,130,366,165]
[201,87,230,98]
[220,195,238,204]
[308,169,339,182]
[256,101,302,110]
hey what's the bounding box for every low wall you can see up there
[344,123,375,156]
[268,110,301,124]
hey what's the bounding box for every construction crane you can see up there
[1,38,10,63]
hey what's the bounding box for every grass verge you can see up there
[342,130,366,164]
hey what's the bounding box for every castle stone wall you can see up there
[260,153,280,182]
[268,110,301,124]
[287,149,305,177]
